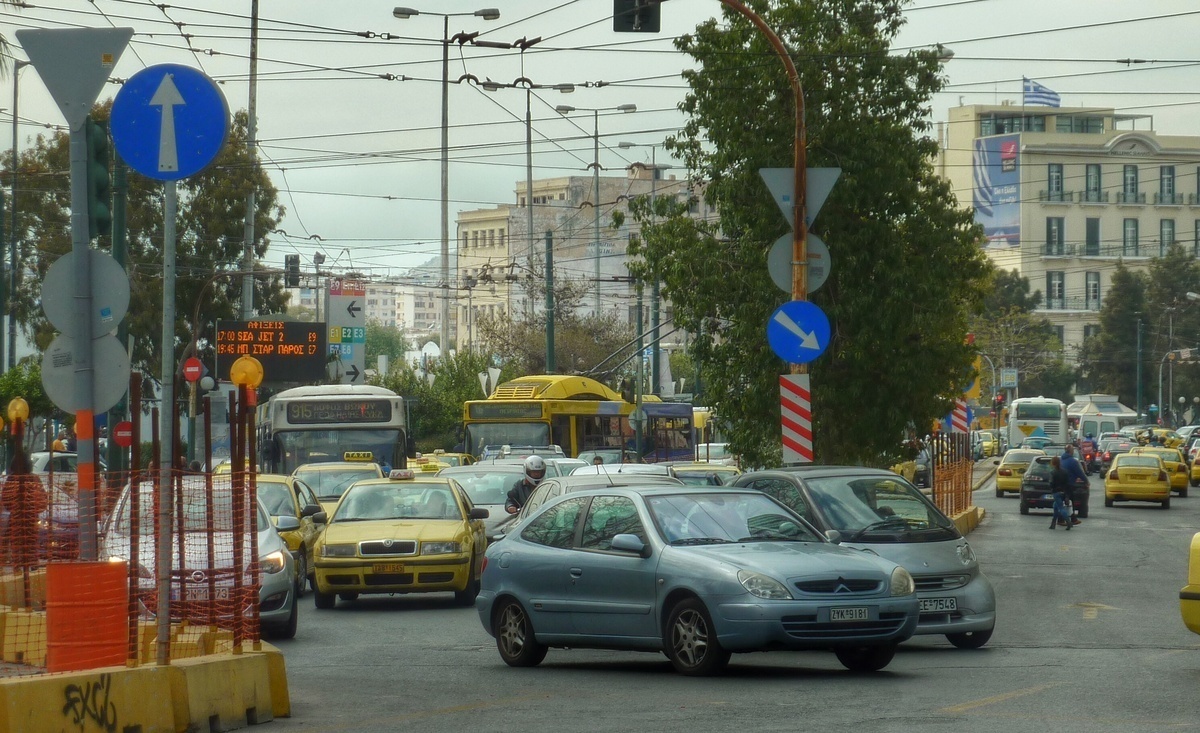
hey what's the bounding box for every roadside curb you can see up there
[972,466,997,492]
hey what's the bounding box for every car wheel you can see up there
[995,488,1003,499]
[1077,503,1088,519]
[338,592,359,602]
[294,551,307,598]
[454,561,480,607]
[265,593,299,640]
[1104,497,1114,508]
[1162,498,1171,509]
[1179,487,1189,498]
[314,589,336,610]
[494,598,547,667]
[946,628,992,649]
[1019,501,1029,515]
[834,643,897,672]
[664,598,730,676]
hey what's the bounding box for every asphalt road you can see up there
[269,470,1200,733]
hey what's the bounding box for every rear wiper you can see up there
[847,517,909,542]
[670,537,733,546]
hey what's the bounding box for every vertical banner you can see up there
[780,374,813,463]
[972,133,1021,248]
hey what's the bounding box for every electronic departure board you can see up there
[215,320,327,383]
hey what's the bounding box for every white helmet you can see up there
[523,455,546,486]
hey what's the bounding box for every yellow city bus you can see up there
[462,375,695,462]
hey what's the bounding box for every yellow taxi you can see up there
[292,461,385,513]
[1130,446,1189,497]
[1180,532,1200,635]
[667,462,742,486]
[256,474,325,594]
[1104,453,1172,509]
[311,470,488,609]
[993,449,1046,498]
[1137,428,1183,448]
[431,450,475,467]
[977,432,999,458]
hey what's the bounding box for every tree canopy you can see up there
[626,0,989,466]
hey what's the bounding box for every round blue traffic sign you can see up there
[110,64,230,181]
[766,300,831,365]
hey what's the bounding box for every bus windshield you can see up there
[275,428,401,474]
[464,422,550,456]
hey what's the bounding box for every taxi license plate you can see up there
[830,607,868,622]
[919,597,957,613]
[184,587,230,602]
[373,563,405,573]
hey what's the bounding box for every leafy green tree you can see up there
[972,308,1066,400]
[627,0,989,467]
[0,361,56,450]
[364,319,410,372]
[984,268,1041,314]
[2,104,288,386]
[1077,262,1148,409]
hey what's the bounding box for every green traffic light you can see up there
[85,117,113,239]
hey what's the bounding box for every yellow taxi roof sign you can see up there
[344,451,374,462]
[388,469,416,480]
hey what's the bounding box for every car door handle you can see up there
[569,568,583,578]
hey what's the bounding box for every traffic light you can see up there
[284,254,301,287]
[993,393,1006,414]
[613,0,661,32]
[84,117,112,239]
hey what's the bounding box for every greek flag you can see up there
[1023,77,1060,107]
[972,139,993,217]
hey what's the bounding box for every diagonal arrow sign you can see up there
[346,363,361,382]
[150,73,185,174]
[346,300,362,318]
[772,309,819,350]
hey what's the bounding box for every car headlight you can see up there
[956,542,977,566]
[321,543,357,557]
[737,570,792,600]
[421,541,461,556]
[260,550,287,575]
[890,566,915,597]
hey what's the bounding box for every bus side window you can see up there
[552,416,572,456]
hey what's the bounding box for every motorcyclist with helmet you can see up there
[505,455,546,514]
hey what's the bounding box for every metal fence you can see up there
[930,432,974,518]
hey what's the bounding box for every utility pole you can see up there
[240,0,260,318]
[545,230,555,373]
[1136,317,1143,418]
[634,280,644,456]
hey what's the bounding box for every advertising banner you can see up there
[972,134,1021,248]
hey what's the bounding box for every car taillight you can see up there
[1104,451,1111,460]
[1109,470,1118,480]
[1178,464,1186,472]
[1159,471,1169,482]
[998,468,1011,476]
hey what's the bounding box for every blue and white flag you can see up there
[1023,77,1060,107]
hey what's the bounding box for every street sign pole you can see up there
[157,180,177,662]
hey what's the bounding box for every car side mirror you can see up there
[469,507,490,520]
[275,515,301,532]
[312,511,328,525]
[300,503,322,518]
[611,533,650,557]
[824,529,843,544]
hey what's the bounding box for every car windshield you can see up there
[333,483,461,522]
[645,492,820,545]
[257,480,295,517]
[802,475,957,541]
[673,470,729,486]
[112,478,245,535]
[293,467,380,500]
[438,470,518,506]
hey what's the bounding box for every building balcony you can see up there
[1040,296,1101,312]
[1080,190,1109,204]
[1155,192,1186,205]
[1038,190,1074,204]
[1115,192,1146,205]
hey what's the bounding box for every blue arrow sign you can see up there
[110,64,229,181]
[766,300,831,365]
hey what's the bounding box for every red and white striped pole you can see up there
[781,375,813,463]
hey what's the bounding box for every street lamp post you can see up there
[619,140,665,393]
[555,103,637,315]
[393,6,500,352]
[9,59,29,373]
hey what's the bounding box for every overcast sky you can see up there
[4,0,1200,286]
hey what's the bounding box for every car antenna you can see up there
[600,461,614,487]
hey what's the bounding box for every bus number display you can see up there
[468,402,545,420]
[286,399,392,425]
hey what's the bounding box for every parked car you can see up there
[100,476,299,640]
[476,486,919,675]
[1019,456,1090,518]
[1104,453,1171,509]
[731,467,996,649]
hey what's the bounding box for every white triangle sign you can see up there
[16,28,133,130]
[759,167,841,229]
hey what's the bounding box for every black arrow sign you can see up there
[347,364,361,382]
[346,300,362,318]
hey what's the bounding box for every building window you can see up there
[1085,218,1100,256]
[1084,324,1100,341]
[1047,163,1064,201]
[1123,218,1139,256]
[1056,116,1103,134]
[1162,166,1176,200]
[1045,217,1065,255]
[472,231,479,248]
[1054,325,1065,346]
[980,114,1045,135]
[499,229,506,250]
[1161,219,1176,255]
[1123,164,1139,195]
[1046,271,1065,309]
[1085,164,1102,202]
[1086,271,1101,310]
[1195,220,1200,257]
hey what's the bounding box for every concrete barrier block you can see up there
[260,642,291,718]
[0,569,46,609]
[169,651,275,730]
[0,664,176,733]
[2,609,46,666]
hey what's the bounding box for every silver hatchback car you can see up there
[732,467,996,649]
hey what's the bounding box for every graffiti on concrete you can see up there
[60,673,119,733]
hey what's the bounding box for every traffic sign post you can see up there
[113,421,133,449]
[182,357,204,383]
[327,279,367,384]
[766,301,831,365]
[780,375,813,464]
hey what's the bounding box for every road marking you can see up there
[939,682,1062,714]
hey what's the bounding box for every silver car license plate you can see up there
[830,607,868,622]
[919,597,957,613]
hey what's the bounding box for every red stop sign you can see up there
[113,421,133,448]
[183,357,204,383]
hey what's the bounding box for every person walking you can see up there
[1059,444,1088,524]
[1048,456,1073,530]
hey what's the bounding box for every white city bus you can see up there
[1007,396,1069,451]
[256,385,412,474]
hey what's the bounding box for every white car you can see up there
[569,463,676,477]
[100,476,299,639]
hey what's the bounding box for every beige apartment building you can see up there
[939,103,1200,362]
